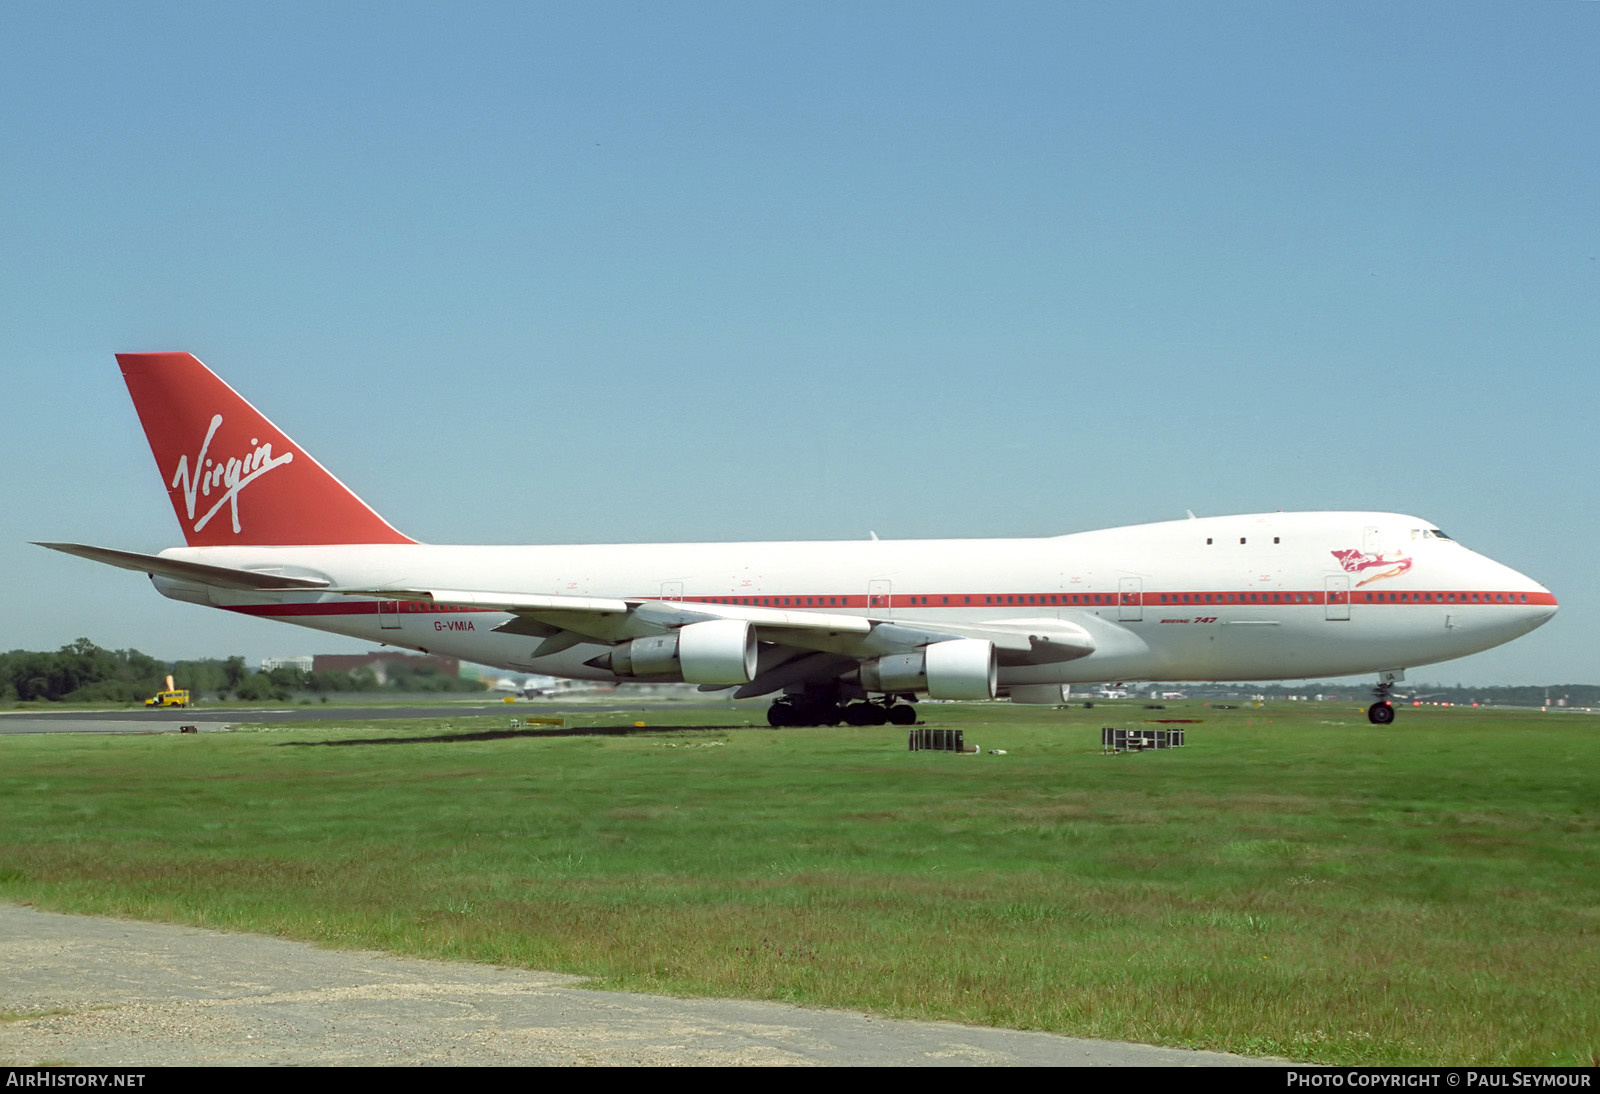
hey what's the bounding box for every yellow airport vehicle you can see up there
[144,688,190,708]
[145,674,190,708]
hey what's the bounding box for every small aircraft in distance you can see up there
[41,353,1557,727]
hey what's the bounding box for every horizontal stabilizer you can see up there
[35,542,330,591]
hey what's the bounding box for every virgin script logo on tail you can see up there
[170,413,295,535]
[1330,549,1413,587]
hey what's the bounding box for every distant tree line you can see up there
[0,638,485,703]
[6,640,1586,707]
[1134,681,1600,708]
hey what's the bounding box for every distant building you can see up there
[260,656,314,674]
[311,651,462,684]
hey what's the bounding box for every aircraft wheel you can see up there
[844,703,885,727]
[766,702,795,728]
[1367,701,1395,726]
[888,704,917,726]
[794,702,841,727]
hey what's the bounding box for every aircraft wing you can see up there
[341,586,871,647]
[339,585,1095,678]
[34,542,1095,696]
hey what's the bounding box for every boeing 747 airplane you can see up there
[40,353,1557,727]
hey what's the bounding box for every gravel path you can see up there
[0,904,1277,1066]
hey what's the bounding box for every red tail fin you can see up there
[117,353,415,547]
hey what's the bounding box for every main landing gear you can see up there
[842,699,919,727]
[766,688,918,728]
[1368,670,1404,725]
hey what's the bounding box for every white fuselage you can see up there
[149,511,1556,688]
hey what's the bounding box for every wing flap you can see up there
[918,618,1097,664]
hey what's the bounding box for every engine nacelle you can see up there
[1006,683,1071,705]
[606,619,757,685]
[858,638,997,700]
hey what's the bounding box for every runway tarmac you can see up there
[0,701,647,735]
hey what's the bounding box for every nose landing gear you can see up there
[1368,670,1404,725]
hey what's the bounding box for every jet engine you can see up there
[603,619,757,685]
[858,638,997,699]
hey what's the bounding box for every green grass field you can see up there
[1,700,1595,1064]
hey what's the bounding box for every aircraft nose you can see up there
[1528,580,1558,624]
[1499,563,1558,632]
[1454,547,1558,640]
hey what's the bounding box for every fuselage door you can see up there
[379,599,401,630]
[660,581,684,602]
[1325,575,1351,621]
[1118,577,1143,622]
[868,579,893,616]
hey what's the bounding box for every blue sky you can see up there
[3,3,1594,684]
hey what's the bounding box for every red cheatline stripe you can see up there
[220,588,1555,618]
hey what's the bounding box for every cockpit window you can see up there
[1417,528,1454,541]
